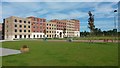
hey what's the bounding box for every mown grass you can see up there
[2,41,118,66]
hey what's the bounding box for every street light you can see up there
[114,10,117,30]
[114,10,117,42]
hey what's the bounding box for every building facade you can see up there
[0,23,2,40]
[4,16,31,40]
[27,16,46,39]
[46,22,56,38]
[3,16,80,40]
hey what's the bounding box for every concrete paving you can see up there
[0,48,21,56]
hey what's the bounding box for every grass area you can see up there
[2,41,118,66]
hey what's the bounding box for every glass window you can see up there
[24,25,26,28]
[28,26,30,28]
[15,35,17,38]
[20,35,22,38]
[24,21,26,23]
[19,30,22,32]
[24,30,26,32]
[15,19,17,22]
[37,35,39,37]
[19,25,22,28]
[40,35,42,37]
[34,35,35,38]
[15,25,17,27]
[28,30,30,32]
[19,20,22,23]
[28,21,30,24]
[24,35,26,38]
[15,29,17,32]
[28,35,30,38]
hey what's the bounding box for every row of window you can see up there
[47,31,56,33]
[15,29,30,32]
[33,31,43,32]
[14,19,30,24]
[33,35,44,38]
[47,24,56,26]
[57,22,66,25]
[15,25,30,28]
[33,18,46,22]
[15,35,31,38]
[47,27,56,30]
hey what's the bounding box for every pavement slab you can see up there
[0,48,21,56]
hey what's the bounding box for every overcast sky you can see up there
[0,0,119,32]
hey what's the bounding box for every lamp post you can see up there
[114,10,117,42]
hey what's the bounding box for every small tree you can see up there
[88,11,95,43]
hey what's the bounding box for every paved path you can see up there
[0,48,21,56]
[47,40,119,43]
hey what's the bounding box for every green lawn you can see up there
[2,41,118,66]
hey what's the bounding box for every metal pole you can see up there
[114,10,117,42]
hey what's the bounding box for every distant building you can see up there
[0,23,2,40]
[46,22,56,38]
[3,16,31,40]
[3,16,80,40]
[27,16,46,38]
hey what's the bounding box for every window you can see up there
[20,35,22,38]
[47,31,48,33]
[19,25,22,28]
[15,19,17,22]
[47,35,48,37]
[15,29,17,32]
[28,30,30,32]
[50,31,51,33]
[28,35,30,38]
[24,30,26,32]
[50,35,51,37]
[24,25,26,28]
[24,35,26,38]
[28,26,30,28]
[15,25,17,27]
[19,20,22,23]
[43,19,46,22]
[19,30,22,32]
[24,21,26,23]
[37,35,39,37]
[47,27,48,29]
[15,35,17,38]
[34,35,35,38]
[40,35,42,37]
[28,21,30,24]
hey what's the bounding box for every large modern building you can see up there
[3,16,80,40]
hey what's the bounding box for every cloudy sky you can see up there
[0,0,119,32]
